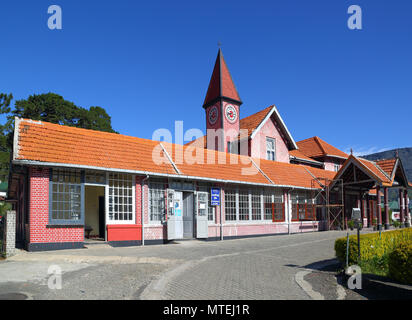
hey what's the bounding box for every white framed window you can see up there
[334,164,340,172]
[239,188,249,221]
[149,181,166,223]
[107,173,135,224]
[224,189,237,221]
[266,137,276,161]
[197,183,216,223]
[251,189,262,220]
[50,169,83,224]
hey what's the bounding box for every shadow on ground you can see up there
[287,258,412,300]
[337,272,412,300]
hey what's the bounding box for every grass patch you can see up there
[358,254,390,277]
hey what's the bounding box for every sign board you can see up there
[211,188,220,206]
[351,208,361,221]
[392,211,400,221]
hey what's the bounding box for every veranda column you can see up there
[399,189,405,227]
[405,189,410,227]
[376,186,382,231]
[360,193,367,228]
[366,193,371,227]
[384,187,390,230]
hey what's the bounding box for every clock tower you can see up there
[203,49,242,153]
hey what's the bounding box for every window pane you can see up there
[109,173,134,222]
[224,189,236,221]
[149,181,166,222]
[239,189,249,221]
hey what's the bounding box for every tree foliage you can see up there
[0,92,117,181]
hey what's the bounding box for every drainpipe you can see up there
[141,175,149,246]
[287,187,295,235]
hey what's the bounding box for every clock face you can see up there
[208,105,218,125]
[225,104,237,123]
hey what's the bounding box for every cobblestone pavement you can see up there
[0,231,349,300]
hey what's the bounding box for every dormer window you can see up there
[266,137,276,161]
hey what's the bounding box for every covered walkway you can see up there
[331,154,410,230]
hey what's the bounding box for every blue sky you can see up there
[1,0,411,155]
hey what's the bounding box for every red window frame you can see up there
[272,202,285,222]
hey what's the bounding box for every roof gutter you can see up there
[289,156,323,166]
[12,159,320,191]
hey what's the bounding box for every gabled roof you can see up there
[296,136,348,160]
[357,157,392,185]
[13,118,335,190]
[203,49,242,108]
[375,159,397,177]
[374,157,410,187]
[239,106,273,137]
[333,154,392,187]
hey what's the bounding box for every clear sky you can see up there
[1,0,411,155]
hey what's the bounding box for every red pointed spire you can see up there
[203,49,242,108]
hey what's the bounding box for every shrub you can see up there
[388,241,412,285]
[335,228,412,265]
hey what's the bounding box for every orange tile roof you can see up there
[257,159,331,189]
[163,142,270,185]
[356,157,392,185]
[368,189,384,196]
[185,135,206,148]
[238,106,273,137]
[304,165,337,182]
[15,118,335,190]
[296,136,348,159]
[289,149,322,164]
[375,159,397,178]
[15,119,177,175]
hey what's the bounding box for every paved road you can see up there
[0,231,348,300]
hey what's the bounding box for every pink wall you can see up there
[206,101,241,153]
[29,167,84,244]
[250,115,290,163]
[323,157,345,172]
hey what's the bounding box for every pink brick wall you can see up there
[29,167,84,243]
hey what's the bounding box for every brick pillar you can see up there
[376,186,382,231]
[3,210,17,258]
[405,190,410,227]
[384,187,390,230]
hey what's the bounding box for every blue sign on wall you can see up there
[211,188,220,206]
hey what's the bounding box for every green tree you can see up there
[0,92,117,181]
[0,93,13,181]
[11,93,116,133]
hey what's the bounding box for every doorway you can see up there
[85,185,105,240]
[183,192,194,239]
